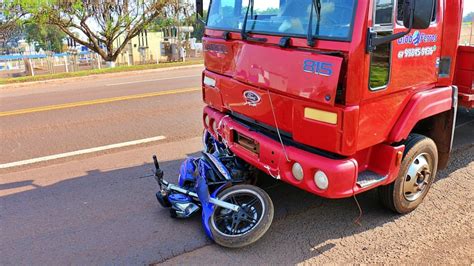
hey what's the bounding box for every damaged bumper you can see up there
[203,106,359,199]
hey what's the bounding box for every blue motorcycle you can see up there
[152,130,274,248]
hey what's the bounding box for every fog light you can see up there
[314,170,329,190]
[212,119,218,134]
[292,163,304,181]
[204,115,210,128]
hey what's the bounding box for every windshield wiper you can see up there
[240,0,267,43]
[241,0,254,40]
[307,0,322,46]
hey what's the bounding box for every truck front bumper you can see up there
[203,106,359,199]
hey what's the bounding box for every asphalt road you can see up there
[0,67,473,265]
[0,66,203,164]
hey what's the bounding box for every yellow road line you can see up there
[0,87,201,117]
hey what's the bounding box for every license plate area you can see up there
[234,131,260,155]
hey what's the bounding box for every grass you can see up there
[369,64,390,88]
[0,59,203,85]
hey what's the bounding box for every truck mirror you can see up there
[402,0,435,30]
[196,0,204,18]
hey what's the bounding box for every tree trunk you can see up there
[23,58,34,76]
[106,61,116,68]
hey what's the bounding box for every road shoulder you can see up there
[0,63,204,90]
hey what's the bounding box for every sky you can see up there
[465,0,474,16]
[203,0,474,17]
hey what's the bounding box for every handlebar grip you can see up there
[153,155,160,170]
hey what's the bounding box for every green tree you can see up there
[0,1,24,44]
[150,1,205,44]
[5,0,171,65]
[257,7,279,15]
[464,12,473,23]
[24,24,65,53]
[186,10,207,41]
[149,17,175,32]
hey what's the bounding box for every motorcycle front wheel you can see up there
[210,184,274,248]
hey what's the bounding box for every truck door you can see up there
[390,0,441,89]
[357,0,442,151]
[369,0,440,91]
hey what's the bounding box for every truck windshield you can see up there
[207,0,356,40]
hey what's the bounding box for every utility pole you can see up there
[176,0,182,61]
[124,0,134,65]
[470,16,473,45]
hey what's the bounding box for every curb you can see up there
[0,64,204,89]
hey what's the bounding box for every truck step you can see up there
[356,171,387,188]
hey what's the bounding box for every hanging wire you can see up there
[267,89,290,162]
[352,194,363,226]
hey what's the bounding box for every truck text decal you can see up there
[303,60,333,77]
[398,45,437,59]
[397,30,437,46]
[204,43,228,54]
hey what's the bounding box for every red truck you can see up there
[154,0,473,248]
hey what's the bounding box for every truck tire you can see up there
[379,134,438,214]
[210,185,274,248]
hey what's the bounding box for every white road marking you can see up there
[455,120,474,129]
[0,136,166,169]
[106,75,201,86]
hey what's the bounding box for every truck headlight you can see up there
[203,76,216,87]
[292,162,304,181]
[314,170,328,190]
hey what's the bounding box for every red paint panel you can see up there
[203,71,361,155]
[340,106,360,155]
[203,37,343,106]
[367,144,404,178]
[203,38,237,77]
[357,90,411,151]
[217,76,295,133]
[388,86,453,142]
[352,143,405,194]
[437,0,463,87]
[292,101,342,153]
[233,45,343,106]
[454,70,474,92]
[456,46,474,71]
[454,46,474,94]
[454,46,474,108]
[202,71,224,111]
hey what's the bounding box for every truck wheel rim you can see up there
[211,189,264,237]
[403,153,431,202]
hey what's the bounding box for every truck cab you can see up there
[197,0,466,213]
